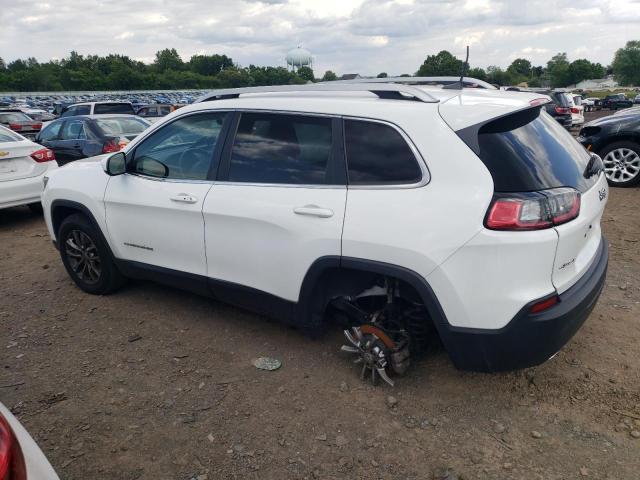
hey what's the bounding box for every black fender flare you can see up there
[50,200,115,259]
[296,256,456,353]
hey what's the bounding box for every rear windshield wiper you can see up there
[584,154,603,179]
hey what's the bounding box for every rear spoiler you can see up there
[454,105,543,155]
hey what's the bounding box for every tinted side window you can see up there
[132,112,227,180]
[39,121,62,141]
[60,120,87,140]
[344,120,422,185]
[228,112,333,185]
[94,103,135,115]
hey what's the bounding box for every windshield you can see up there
[471,107,596,193]
[95,117,148,135]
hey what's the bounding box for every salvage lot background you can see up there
[1,111,640,480]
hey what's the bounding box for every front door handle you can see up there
[170,193,198,204]
[293,205,334,218]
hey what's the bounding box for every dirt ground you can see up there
[2,114,640,479]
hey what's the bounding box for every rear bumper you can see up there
[0,174,45,209]
[442,236,608,372]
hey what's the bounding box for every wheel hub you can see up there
[341,326,409,387]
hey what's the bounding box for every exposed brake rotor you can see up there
[341,325,410,387]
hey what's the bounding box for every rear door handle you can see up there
[293,205,334,218]
[170,193,198,204]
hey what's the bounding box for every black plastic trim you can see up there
[50,200,115,259]
[440,236,608,371]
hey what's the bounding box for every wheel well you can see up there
[299,259,448,343]
[51,205,84,237]
[596,134,640,154]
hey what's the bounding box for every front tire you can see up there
[600,141,640,187]
[58,213,126,294]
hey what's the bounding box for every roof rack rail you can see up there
[195,82,439,104]
[332,76,496,90]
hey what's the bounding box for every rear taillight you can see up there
[555,106,570,115]
[570,107,580,114]
[30,148,55,163]
[32,123,42,130]
[486,188,581,231]
[7,124,21,131]
[0,413,27,480]
[102,140,121,154]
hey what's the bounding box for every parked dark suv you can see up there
[35,115,150,165]
[542,91,573,129]
[602,94,633,110]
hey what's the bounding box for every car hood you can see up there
[583,112,640,129]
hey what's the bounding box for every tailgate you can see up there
[0,140,46,182]
[552,174,608,293]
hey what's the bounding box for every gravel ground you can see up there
[1,111,639,480]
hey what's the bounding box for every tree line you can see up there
[1,41,639,92]
[416,41,640,88]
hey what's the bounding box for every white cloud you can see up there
[0,0,639,76]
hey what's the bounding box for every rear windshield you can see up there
[468,107,596,193]
[95,117,148,135]
[0,112,33,123]
[0,127,21,142]
[549,92,571,106]
[94,103,135,115]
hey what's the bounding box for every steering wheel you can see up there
[176,138,214,178]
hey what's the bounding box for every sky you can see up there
[0,0,639,76]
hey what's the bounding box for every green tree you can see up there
[546,53,572,87]
[296,66,315,82]
[153,48,184,72]
[188,54,233,76]
[485,66,511,86]
[416,50,463,76]
[467,67,487,81]
[0,58,5,70]
[612,40,640,86]
[568,59,605,85]
[507,58,531,82]
[321,70,338,81]
[377,72,388,78]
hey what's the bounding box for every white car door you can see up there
[104,111,230,276]
[203,112,347,303]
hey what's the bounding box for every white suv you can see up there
[41,79,609,381]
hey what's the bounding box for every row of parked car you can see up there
[0,90,203,115]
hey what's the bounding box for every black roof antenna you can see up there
[443,45,469,90]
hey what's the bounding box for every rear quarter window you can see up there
[344,119,422,185]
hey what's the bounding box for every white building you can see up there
[575,76,619,90]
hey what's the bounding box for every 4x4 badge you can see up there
[598,188,607,201]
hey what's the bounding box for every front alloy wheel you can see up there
[58,213,125,294]
[64,230,102,285]
[601,142,640,187]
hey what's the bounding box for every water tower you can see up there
[286,45,313,72]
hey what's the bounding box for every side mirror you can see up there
[104,152,126,176]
